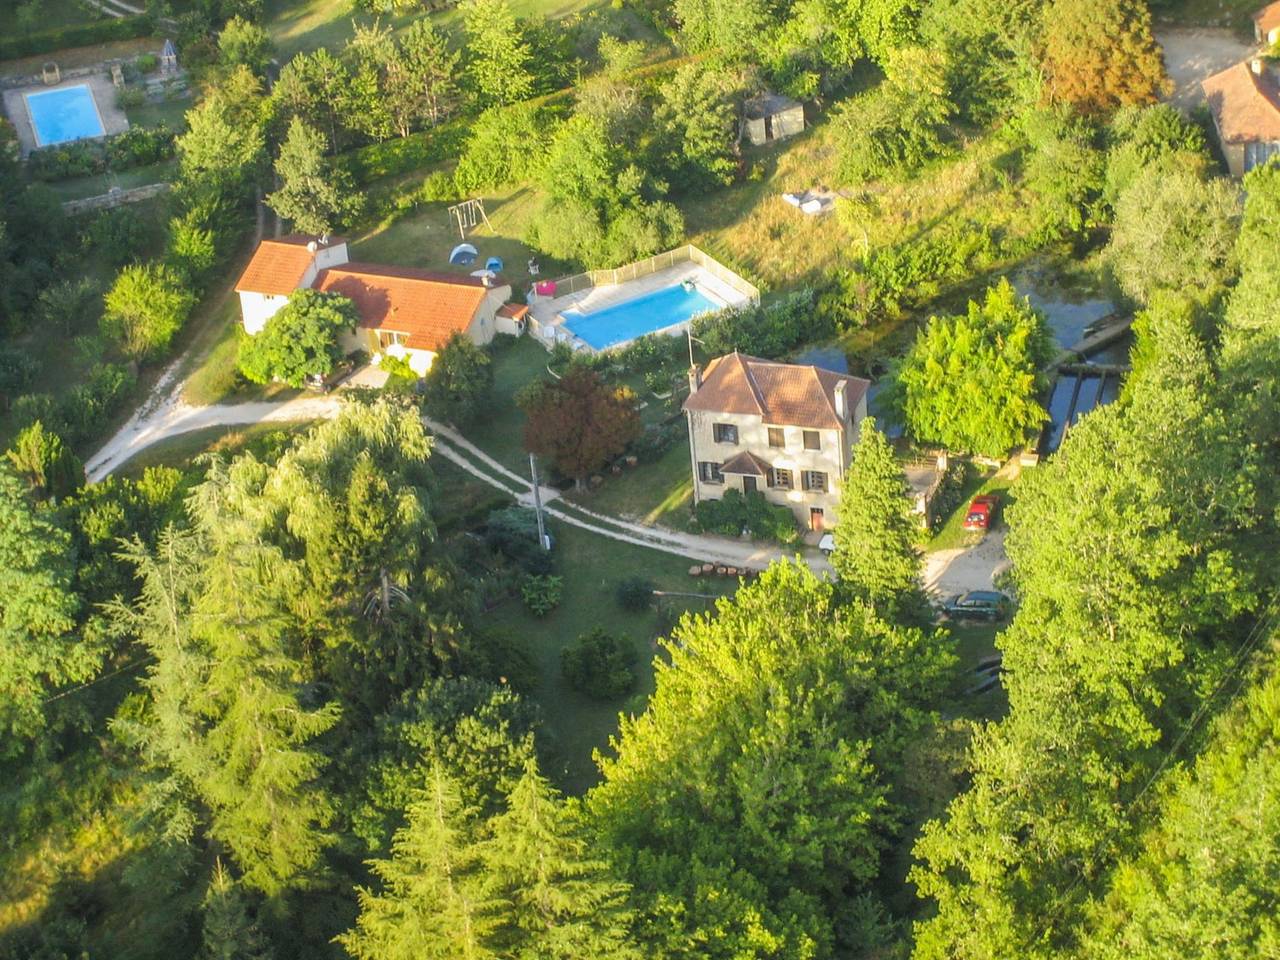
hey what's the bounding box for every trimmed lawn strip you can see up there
[925,466,1020,553]
[565,438,695,527]
[44,159,177,201]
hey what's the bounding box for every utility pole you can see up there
[529,453,549,550]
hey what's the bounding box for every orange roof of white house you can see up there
[1256,0,1280,33]
[314,263,493,353]
[683,352,870,430]
[1202,61,1280,143]
[235,235,346,296]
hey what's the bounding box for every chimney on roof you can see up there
[688,364,702,395]
[834,380,848,420]
[319,232,330,246]
[1252,57,1265,75]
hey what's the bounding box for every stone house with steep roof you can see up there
[235,235,518,376]
[683,352,870,531]
[1202,57,1280,176]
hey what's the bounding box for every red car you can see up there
[963,494,1000,531]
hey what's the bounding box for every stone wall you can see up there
[61,181,169,215]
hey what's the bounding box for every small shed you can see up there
[160,38,178,73]
[743,92,805,146]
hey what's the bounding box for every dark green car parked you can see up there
[941,590,1011,622]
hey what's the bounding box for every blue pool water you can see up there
[26,85,105,147]
[562,283,723,350]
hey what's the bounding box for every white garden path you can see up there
[85,377,1005,592]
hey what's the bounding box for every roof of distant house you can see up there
[235,235,347,296]
[1256,0,1280,32]
[314,263,496,352]
[1201,61,1280,143]
[683,352,870,430]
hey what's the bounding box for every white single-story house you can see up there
[235,235,516,375]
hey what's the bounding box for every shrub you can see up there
[521,573,563,616]
[0,348,39,410]
[346,122,470,185]
[238,289,357,388]
[561,628,638,698]
[136,53,159,73]
[485,506,553,574]
[615,577,655,612]
[101,263,196,361]
[691,489,800,544]
[630,420,684,463]
[692,288,824,358]
[85,208,150,268]
[59,364,136,445]
[115,86,146,110]
[420,170,457,202]
[104,125,176,168]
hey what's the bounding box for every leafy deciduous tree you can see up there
[1040,0,1169,115]
[518,365,641,488]
[266,117,358,236]
[101,262,197,361]
[237,288,357,388]
[421,332,493,427]
[462,0,534,108]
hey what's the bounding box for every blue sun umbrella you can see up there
[449,243,478,266]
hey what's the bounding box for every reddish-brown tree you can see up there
[1040,0,1170,115]
[518,365,641,488]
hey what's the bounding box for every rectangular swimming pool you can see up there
[561,283,723,350]
[26,85,105,147]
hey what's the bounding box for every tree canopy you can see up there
[421,332,493,427]
[518,365,641,487]
[889,278,1054,455]
[237,288,357,388]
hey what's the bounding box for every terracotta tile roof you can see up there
[1256,0,1280,33]
[1202,62,1280,143]
[314,263,491,353]
[720,451,771,476]
[497,303,529,320]
[235,235,346,296]
[683,352,870,430]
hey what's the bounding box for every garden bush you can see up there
[28,126,176,182]
[485,506,553,574]
[692,288,824,358]
[561,628,638,699]
[615,576,655,612]
[629,420,684,463]
[136,54,159,73]
[346,121,470,185]
[85,208,150,268]
[521,574,563,617]
[691,489,800,543]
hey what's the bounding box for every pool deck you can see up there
[528,262,752,352]
[3,72,128,156]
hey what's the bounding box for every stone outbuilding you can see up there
[742,93,805,147]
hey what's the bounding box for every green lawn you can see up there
[125,98,191,133]
[485,518,735,794]
[265,0,662,61]
[44,160,178,202]
[565,438,695,526]
[0,0,95,37]
[456,335,552,474]
[352,180,567,293]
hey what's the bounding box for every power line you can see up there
[42,655,154,705]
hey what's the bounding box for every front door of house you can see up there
[809,507,825,531]
[743,476,757,494]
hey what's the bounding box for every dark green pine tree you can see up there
[198,860,272,960]
[481,759,640,959]
[339,764,502,960]
[830,417,931,625]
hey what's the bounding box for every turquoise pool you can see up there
[562,283,723,350]
[26,85,105,147]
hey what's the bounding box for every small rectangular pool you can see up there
[26,85,105,147]
[562,283,723,350]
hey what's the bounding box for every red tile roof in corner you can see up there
[683,352,871,430]
[235,235,343,296]
[1202,62,1280,143]
[314,263,490,353]
[1256,0,1280,34]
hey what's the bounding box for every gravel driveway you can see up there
[1159,27,1255,111]
[923,527,1010,598]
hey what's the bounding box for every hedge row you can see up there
[0,15,155,63]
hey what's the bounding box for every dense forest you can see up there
[3,0,1279,956]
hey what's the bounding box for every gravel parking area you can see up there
[1159,27,1256,111]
